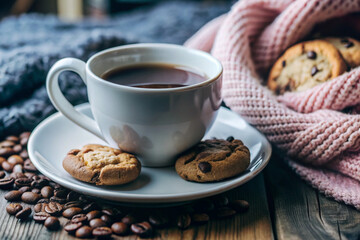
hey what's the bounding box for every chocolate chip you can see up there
[307,51,317,59]
[282,60,286,67]
[345,41,354,48]
[198,162,211,173]
[226,136,234,142]
[311,66,318,76]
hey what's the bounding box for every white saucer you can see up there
[28,103,271,204]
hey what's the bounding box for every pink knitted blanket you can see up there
[185,0,360,209]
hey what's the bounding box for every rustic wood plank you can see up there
[0,174,273,240]
[264,152,360,240]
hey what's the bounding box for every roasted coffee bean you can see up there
[148,213,168,228]
[24,160,37,172]
[67,191,80,201]
[212,195,229,207]
[20,132,31,139]
[39,175,51,181]
[198,162,211,173]
[37,198,50,203]
[49,182,61,190]
[12,164,23,173]
[0,140,15,148]
[76,226,93,238]
[15,207,31,220]
[229,200,250,213]
[192,213,209,224]
[0,147,15,157]
[194,199,214,213]
[131,221,153,238]
[0,170,5,179]
[21,192,41,204]
[8,155,24,165]
[177,213,191,229]
[41,186,54,198]
[226,136,234,142]
[64,221,83,234]
[101,208,114,216]
[44,216,60,230]
[101,214,113,225]
[15,178,32,188]
[121,214,137,225]
[0,177,14,189]
[6,203,22,215]
[71,214,88,223]
[34,203,47,213]
[2,161,14,172]
[4,190,22,201]
[111,222,128,235]
[83,202,97,212]
[92,227,112,238]
[24,172,35,179]
[31,179,48,189]
[20,137,29,146]
[86,210,102,221]
[89,218,107,228]
[18,186,31,193]
[45,202,63,216]
[78,195,89,202]
[63,207,83,219]
[13,144,22,153]
[33,212,50,223]
[64,201,82,209]
[19,150,28,159]
[10,172,25,179]
[6,136,19,143]
[50,196,66,204]
[31,188,41,194]
[54,188,68,198]
[215,207,236,218]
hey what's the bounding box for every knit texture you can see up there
[185,0,360,209]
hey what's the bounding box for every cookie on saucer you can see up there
[63,144,141,185]
[175,138,250,182]
[268,40,347,94]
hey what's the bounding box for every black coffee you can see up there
[101,63,207,89]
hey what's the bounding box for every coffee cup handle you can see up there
[46,58,106,142]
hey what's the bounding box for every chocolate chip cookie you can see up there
[268,40,347,94]
[175,139,250,182]
[324,37,360,68]
[63,144,141,185]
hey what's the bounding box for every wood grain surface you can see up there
[265,152,360,240]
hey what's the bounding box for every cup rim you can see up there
[86,43,223,92]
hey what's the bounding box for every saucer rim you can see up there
[28,103,272,203]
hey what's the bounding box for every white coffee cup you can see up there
[46,43,222,167]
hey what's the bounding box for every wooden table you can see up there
[0,151,359,240]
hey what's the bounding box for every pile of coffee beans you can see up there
[0,132,250,238]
